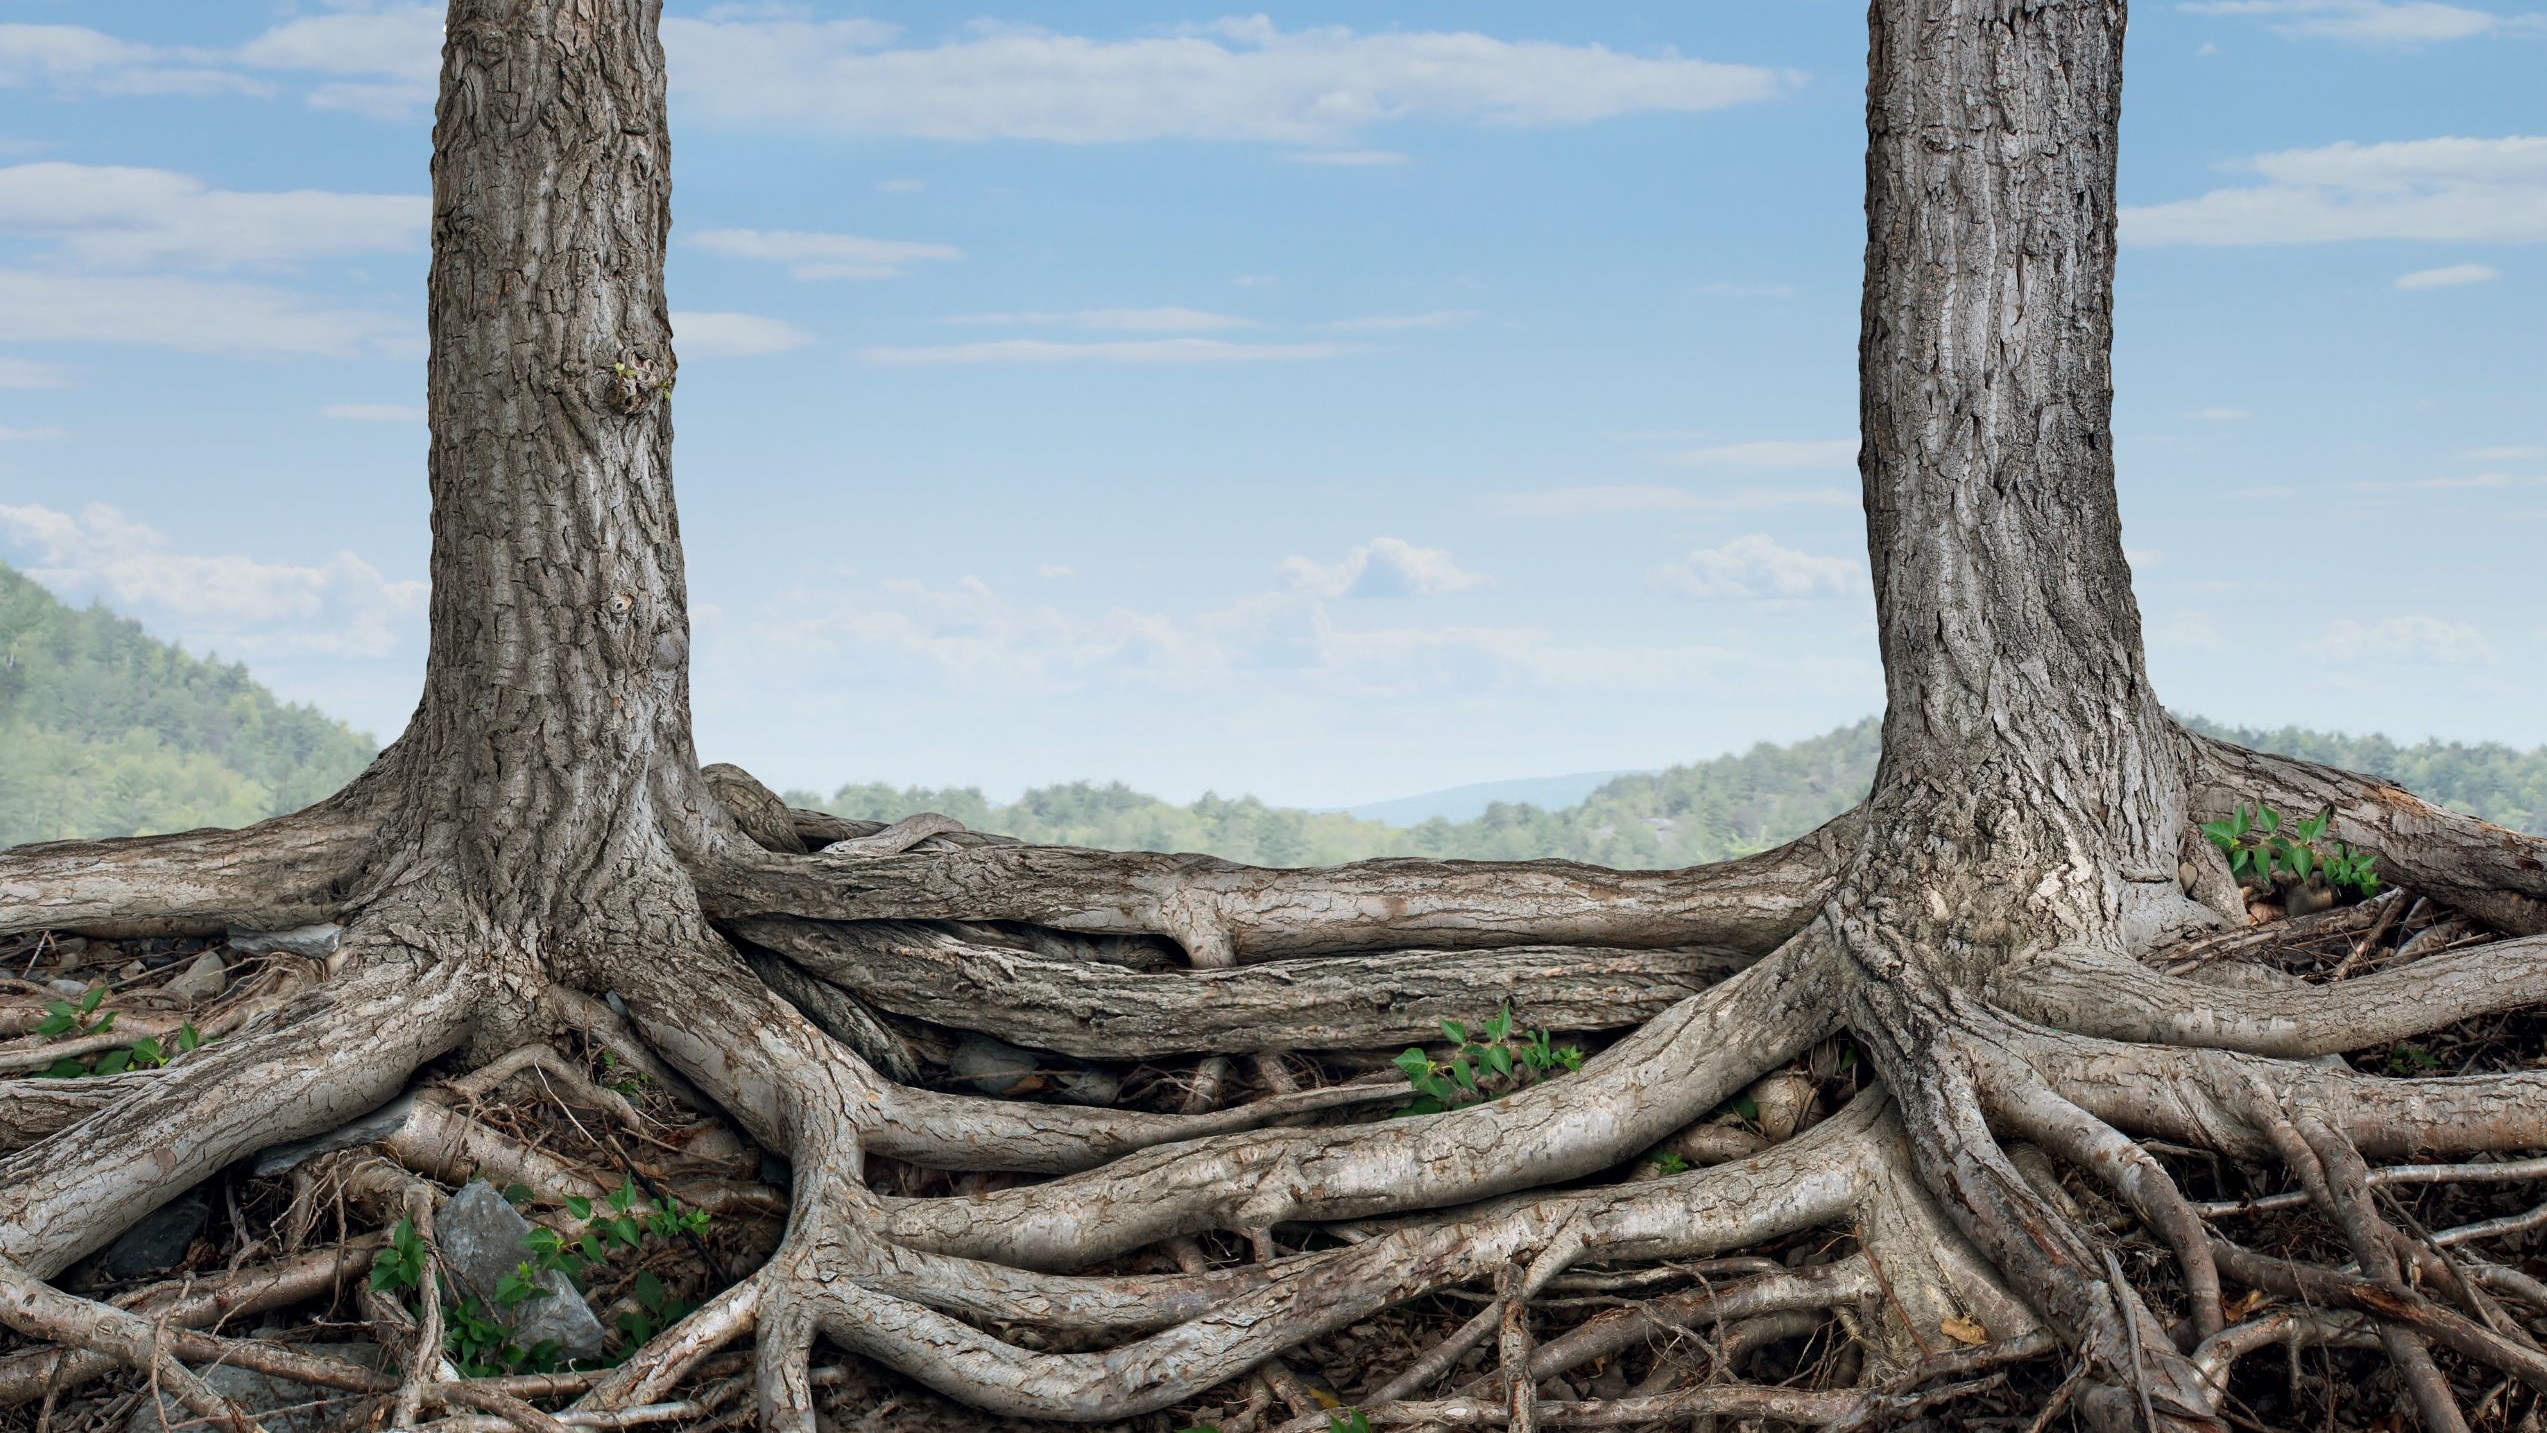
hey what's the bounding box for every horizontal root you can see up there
[739,915,1742,1057]
[1998,937,2547,1058]
[878,938,1836,1268]
[696,811,1864,965]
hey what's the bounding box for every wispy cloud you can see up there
[1672,439,1860,469]
[858,338,1345,366]
[0,22,269,98]
[1278,538,1483,599]
[2395,261,2501,288]
[1281,149,1411,166]
[660,15,1798,143]
[0,269,412,357]
[0,501,425,659]
[2181,0,2544,46]
[2124,135,2547,245]
[2466,444,2547,461]
[671,311,815,358]
[687,227,960,281]
[2305,614,2498,664]
[945,307,1255,333]
[0,424,68,442]
[0,356,66,389]
[0,162,424,269]
[1655,534,1864,601]
[1489,484,1857,517]
[1320,310,1479,332]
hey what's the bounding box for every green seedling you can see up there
[2201,803,2380,898]
[34,978,202,1078]
[1393,1004,1584,1115]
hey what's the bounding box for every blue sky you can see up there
[0,1,2540,808]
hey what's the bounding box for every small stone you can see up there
[129,1344,386,1433]
[437,1180,608,1361]
[45,978,91,999]
[250,1094,418,1177]
[678,1126,749,1174]
[226,923,342,959]
[1053,1066,1122,1107]
[2178,860,2200,894]
[2285,880,2337,918]
[1744,1069,1818,1144]
[161,950,229,1003]
[949,1033,1045,1097]
[97,1189,210,1282]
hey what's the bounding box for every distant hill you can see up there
[0,561,377,848]
[9,551,2542,864]
[1347,771,1642,827]
[805,715,2547,868]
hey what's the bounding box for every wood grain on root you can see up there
[735,916,1746,1057]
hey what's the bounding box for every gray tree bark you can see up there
[7,0,2547,1429]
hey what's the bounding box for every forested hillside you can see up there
[808,714,2547,867]
[8,551,2542,862]
[0,561,377,847]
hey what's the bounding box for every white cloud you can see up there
[2180,1,2542,45]
[946,307,1254,333]
[1234,274,1279,288]
[2189,407,2252,420]
[2126,548,2167,567]
[2154,610,2226,649]
[687,227,960,281]
[322,403,423,423]
[2124,135,2547,245]
[671,311,814,358]
[1035,564,1077,579]
[2305,614,2497,664]
[0,269,412,357]
[2395,261,2500,288]
[858,338,1345,366]
[0,424,67,441]
[1489,484,1857,517]
[0,355,66,388]
[1672,438,1860,469]
[0,501,425,659]
[1278,538,1483,599]
[1281,149,1411,166]
[0,162,425,269]
[659,15,1795,143]
[231,5,441,118]
[1321,310,1479,332]
[0,23,268,98]
[1655,534,1863,601]
[2466,444,2547,460]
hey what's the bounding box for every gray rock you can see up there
[436,1180,607,1361]
[250,1093,419,1177]
[949,1033,1043,1097]
[98,1189,210,1282]
[161,949,229,1003]
[226,923,343,959]
[129,1343,386,1433]
[949,1033,1120,1105]
[45,978,91,1000]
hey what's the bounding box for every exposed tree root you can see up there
[11,736,2547,1431]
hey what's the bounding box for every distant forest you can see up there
[0,562,376,848]
[6,556,2543,862]
[803,715,2547,869]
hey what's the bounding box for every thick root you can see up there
[737,915,1744,1057]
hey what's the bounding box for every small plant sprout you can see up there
[1393,1004,1584,1115]
[2201,803,2380,899]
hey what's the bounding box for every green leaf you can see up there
[90,1010,114,1034]
[564,1194,594,1221]
[1483,1045,1514,1078]
[2231,806,2250,837]
[504,1183,535,1206]
[610,1215,641,1247]
[1440,1020,1467,1045]
[42,1058,88,1079]
[35,1011,74,1037]
[93,1048,132,1076]
[634,1270,667,1312]
[2200,820,2235,849]
[2291,845,2314,881]
[1447,1057,1477,1090]
[1485,1006,1513,1042]
[128,1037,164,1067]
[174,1023,201,1053]
[1391,1049,1431,1084]
[2258,805,2281,834]
[1733,1095,1760,1123]
[610,1179,637,1214]
[78,985,103,1015]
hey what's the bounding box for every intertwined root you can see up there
[7,738,2547,1429]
